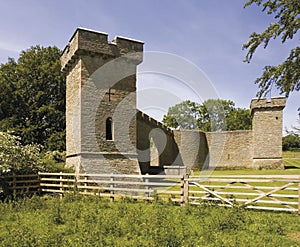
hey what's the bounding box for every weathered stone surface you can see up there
[206,130,253,169]
[136,111,183,174]
[251,97,285,169]
[62,28,286,173]
[62,28,143,174]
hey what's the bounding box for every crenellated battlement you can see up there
[61,28,144,73]
[250,97,286,115]
[250,96,286,169]
[137,110,173,134]
[63,27,143,174]
[63,27,286,173]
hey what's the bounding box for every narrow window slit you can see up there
[106,118,113,140]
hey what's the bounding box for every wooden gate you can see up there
[187,175,300,213]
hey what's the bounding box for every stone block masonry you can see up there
[61,28,143,174]
[62,28,286,174]
[251,97,286,169]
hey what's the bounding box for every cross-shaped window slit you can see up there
[106,88,116,102]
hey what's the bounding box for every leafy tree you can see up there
[243,0,300,97]
[0,46,65,151]
[226,108,252,131]
[196,99,233,131]
[162,100,199,129]
[197,99,252,131]
[282,134,300,151]
[163,99,252,131]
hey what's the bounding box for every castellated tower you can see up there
[61,28,143,174]
[250,97,286,169]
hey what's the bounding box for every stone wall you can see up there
[136,118,255,171]
[136,111,183,174]
[62,28,286,174]
[136,98,285,171]
[205,130,253,169]
[173,130,208,170]
[172,130,253,170]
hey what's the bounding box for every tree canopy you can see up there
[243,0,300,97]
[0,46,65,151]
[244,0,300,134]
[162,100,199,130]
[162,99,252,131]
[282,134,300,151]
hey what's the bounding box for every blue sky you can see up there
[0,0,298,131]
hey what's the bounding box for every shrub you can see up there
[0,132,44,175]
[0,132,71,175]
[42,150,72,173]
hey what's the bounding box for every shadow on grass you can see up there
[284,165,300,170]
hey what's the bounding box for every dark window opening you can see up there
[106,118,113,140]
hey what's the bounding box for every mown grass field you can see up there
[191,150,300,176]
[283,150,300,170]
[0,195,300,247]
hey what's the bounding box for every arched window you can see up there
[106,118,113,140]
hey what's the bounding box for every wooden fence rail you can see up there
[0,174,40,196]
[38,172,185,203]
[187,175,300,213]
[1,173,299,213]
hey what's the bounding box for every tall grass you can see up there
[0,195,299,246]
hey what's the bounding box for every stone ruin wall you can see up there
[174,130,254,170]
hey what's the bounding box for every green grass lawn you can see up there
[0,195,299,247]
[191,150,300,176]
[283,150,300,171]
[283,150,300,159]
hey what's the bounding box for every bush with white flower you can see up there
[0,132,44,175]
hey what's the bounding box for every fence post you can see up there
[12,173,16,197]
[183,174,189,205]
[59,172,63,199]
[181,174,189,206]
[74,172,79,193]
[73,173,78,193]
[84,175,88,194]
[37,172,41,195]
[110,175,114,203]
[145,173,149,199]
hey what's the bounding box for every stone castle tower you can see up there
[61,28,286,174]
[250,97,286,169]
[61,28,143,174]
